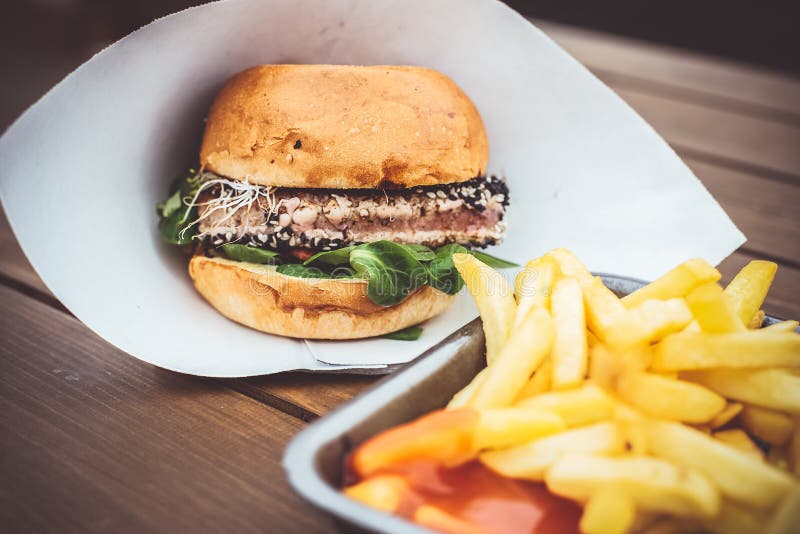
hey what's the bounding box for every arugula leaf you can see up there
[276,264,331,279]
[426,243,468,295]
[350,241,429,307]
[157,189,183,218]
[468,250,519,268]
[156,170,205,245]
[404,244,436,262]
[303,246,356,267]
[222,244,279,264]
[158,204,197,245]
[381,325,424,341]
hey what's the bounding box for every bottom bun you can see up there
[188,255,455,339]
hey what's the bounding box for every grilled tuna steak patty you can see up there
[196,175,509,252]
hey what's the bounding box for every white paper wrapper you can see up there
[0,0,744,376]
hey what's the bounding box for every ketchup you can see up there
[357,460,581,534]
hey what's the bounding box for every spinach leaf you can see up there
[404,244,435,262]
[276,264,332,279]
[426,243,468,295]
[303,246,356,267]
[468,250,519,268]
[222,244,279,264]
[350,241,429,307]
[381,325,424,341]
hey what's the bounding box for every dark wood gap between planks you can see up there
[224,379,321,422]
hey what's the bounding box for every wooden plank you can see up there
[613,86,800,179]
[234,372,378,419]
[535,19,800,118]
[0,284,333,533]
[685,157,800,263]
[0,208,49,295]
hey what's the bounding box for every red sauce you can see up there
[365,460,581,534]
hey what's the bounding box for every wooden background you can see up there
[1,19,798,532]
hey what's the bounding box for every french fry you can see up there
[579,487,635,534]
[588,343,650,389]
[641,420,794,509]
[550,277,588,389]
[621,258,720,308]
[515,383,615,427]
[713,429,764,460]
[544,247,593,281]
[515,357,552,400]
[480,422,623,480]
[708,402,743,430]
[447,368,488,409]
[546,454,720,518]
[766,445,790,471]
[473,408,564,450]
[617,372,726,423]
[587,343,618,389]
[652,330,800,371]
[749,310,766,329]
[453,253,517,365]
[740,405,795,446]
[343,475,409,513]
[580,276,639,347]
[701,500,766,534]
[469,308,554,409]
[626,297,693,342]
[765,486,800,534]
[514,256,559,327]
[686,283,745,333]
[351,408,478,477]
[724,260,777,325]
[683,369,800,414]
[763,320,800,333]
[790,427,800,477]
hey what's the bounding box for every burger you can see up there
[156,64,513,340]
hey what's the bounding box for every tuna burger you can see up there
[157,64,513,340]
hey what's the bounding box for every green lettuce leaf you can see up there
[381,325,424,341]
[426,243,468,295]
[350,241,429,307]
[469,250,519,268]
[222,244,279,264]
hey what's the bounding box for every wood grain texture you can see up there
[685,158,800,264]
[233,372,378,419]
[613,86,800,179]
[0,284,333,533]
[536,20,800,119]
[0,208,50,295]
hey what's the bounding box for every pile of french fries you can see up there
[344,249,800,533]
[445,249,800,533]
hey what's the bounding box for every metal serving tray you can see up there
[283,274,787,533]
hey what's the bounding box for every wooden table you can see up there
[1,20,798,532]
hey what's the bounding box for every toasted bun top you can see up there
[199,65,488,189]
